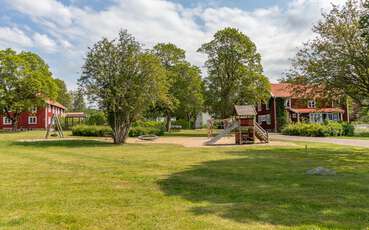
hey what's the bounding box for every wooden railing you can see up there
[254,121,269,143]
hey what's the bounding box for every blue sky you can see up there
[0,0,345,90]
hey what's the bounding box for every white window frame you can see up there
[28,116,37,125]
[266,114,271,125]
[308,100,316,108]
[284,98,291,108]
[257,102,262,112]
[265,100,270,110]
[3,117,12,125]
[31,106,37,113]
[48,105,51,112]
[309,113,323,123]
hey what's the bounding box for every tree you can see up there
[70,90,86,112]
[151,43,185,131]
[285,1,369,107]
[0,48,58,131]
[54,78,72,110]
[198,27,270,118]
[172,63,204,128]
[79,30,167,144]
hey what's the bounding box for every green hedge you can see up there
[282,122,354,137]
[72,125,112,137]
[72,123,164,137]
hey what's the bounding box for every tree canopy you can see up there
[284,0,369,106]
[79,30,167,144]
[198,27,270,118]
[151,43,204,130]
[0,48,58,130]
[54,78,72,110]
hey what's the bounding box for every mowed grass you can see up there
[1,131,369,229]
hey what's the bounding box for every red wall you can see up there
[0,104,64,130]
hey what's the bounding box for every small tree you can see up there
[0,48,58,131]
[198,27,270,118]
[79,30,167,144]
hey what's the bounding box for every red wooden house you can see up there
[0,100,65,130]
[256,83,349,132]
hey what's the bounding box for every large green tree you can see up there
[172,62,204,128]
[70,90,86,112]
[198,27,270,118]
[285,1,369,106]
[151,43,203,131]
[0,48,58,130]
[79,30,167,144]
[54,78,72,110]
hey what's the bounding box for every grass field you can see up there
[1,131,369,229]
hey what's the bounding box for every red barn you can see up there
[256,83,349,132]
[0,100,65,130]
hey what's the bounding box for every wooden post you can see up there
[273,97,277,132]
[297,113,300,123]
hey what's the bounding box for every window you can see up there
[3,117,12,125]
[266,114,271,125]
[31,106,37,113]
[28,116,37,124]
[265,100,270,110]
[257,102,262,111]
[48,105,51,112]
[284,98,291,108]
[308,100,316,108]
[309,113,323,123]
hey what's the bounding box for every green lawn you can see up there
[1,131,369,229]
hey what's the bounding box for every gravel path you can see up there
[270,134,369,148]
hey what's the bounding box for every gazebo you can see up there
[64,112,86,129]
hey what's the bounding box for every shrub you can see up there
[342,122,355,136]
[86,111,106,126]
[128,126,164,137]
[72,125,112,137]
[282,122,351,137]
[172,119,191,129]
[72,122,165,137]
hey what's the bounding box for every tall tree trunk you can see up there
[165,113,171,132]
[112,124,130,144]
[12,120,18,132]
[109,111,131,144]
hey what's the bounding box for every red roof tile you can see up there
[270,83,294,97]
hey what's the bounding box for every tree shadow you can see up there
[12,139,114,148]
[158,146,369,229]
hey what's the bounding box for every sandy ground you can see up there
[17,135,297,148]
[127,136,297,148]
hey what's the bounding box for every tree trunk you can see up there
[12,120,18,132]
[165,113,171,132]
[112,124,130,144]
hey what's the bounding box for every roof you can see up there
[234,105,256,116]
[64,112,86,118]
[46,99,66,110]
[271,83,315,98]
[289,108,345,114]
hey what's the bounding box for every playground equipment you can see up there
[206,105,269,145]
[45,114,64,139]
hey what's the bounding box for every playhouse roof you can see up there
[234,105,256,116]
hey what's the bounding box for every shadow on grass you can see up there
[158,146,369,229]
[12,139,114,148]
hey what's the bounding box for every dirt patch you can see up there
[127,136,297,148]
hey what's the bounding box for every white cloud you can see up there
[4,0,347,88]
[32,33,57,52]
[0,27,33,49]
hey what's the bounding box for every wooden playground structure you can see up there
[206,105,269,145]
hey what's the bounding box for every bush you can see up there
[86,111,106,126]
[172,119,191,129]
[72,125,112,137]
[282,122,352,137]
[128,126,164,137]
[72,122,165,137]
[342,122,355,136]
